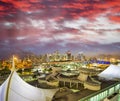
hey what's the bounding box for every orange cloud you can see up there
[62,3,88,9]
[109,16,120,23]
[0,6,4,10]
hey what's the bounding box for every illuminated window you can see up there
[109,87,114,95]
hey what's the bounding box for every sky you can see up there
[0,0,120,58]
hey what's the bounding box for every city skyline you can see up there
[0,0,120,58]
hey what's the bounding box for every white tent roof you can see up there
[0,71,58,101]
[118,63,120,67]
[98,64,120,80]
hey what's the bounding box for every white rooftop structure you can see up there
[98,64,120,80]
[0,71,58,101]
[118,63,120,67]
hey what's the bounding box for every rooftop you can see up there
[52,78,119,101]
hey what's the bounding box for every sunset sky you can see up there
[0,0,120,58]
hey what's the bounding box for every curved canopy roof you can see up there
[98,64,120,80]
[0,71,58,101]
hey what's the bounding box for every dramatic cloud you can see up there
[0,0,120,58]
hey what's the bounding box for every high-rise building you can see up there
[66,51,72,61]
[54,50,60,61]
[77,52,86,61]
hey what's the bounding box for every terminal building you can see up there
[77,81,120,101]
[0,64,120,101]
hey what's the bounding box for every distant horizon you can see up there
[0,50,120,60]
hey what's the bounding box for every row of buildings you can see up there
[0,51,120,70]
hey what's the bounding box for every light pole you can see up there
[11,55,17,71]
